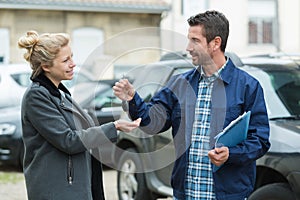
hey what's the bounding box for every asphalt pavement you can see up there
[0,169,171,200]
[0,169,118,200]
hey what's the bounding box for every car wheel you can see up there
[117,148,155,200]
[248,183,295,200]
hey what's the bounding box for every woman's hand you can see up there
[114,118,141,132]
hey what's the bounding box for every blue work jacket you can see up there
[128,58,270,200]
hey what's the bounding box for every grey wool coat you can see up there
[21,74,117,200]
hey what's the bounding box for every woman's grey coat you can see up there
[21,74,117,200]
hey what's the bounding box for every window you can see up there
[0,29,9,64]
[248,0,277,44]
[182,0,207,17]
[72,28,104,65]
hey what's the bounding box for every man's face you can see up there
[186,25,214,66]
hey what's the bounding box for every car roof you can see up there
[145,52,300,73]
[241,57,300,71]
[0,63,31,74]
[145,58,195,69]
[159,51,190,61]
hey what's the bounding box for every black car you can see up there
[243,55,300,200]
[0,106,23,170]
[112,53,300,200]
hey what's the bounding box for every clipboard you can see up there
[212,111,251,172]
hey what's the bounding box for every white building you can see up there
[161,0,300,57]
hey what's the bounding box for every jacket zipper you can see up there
[68,155,73,185]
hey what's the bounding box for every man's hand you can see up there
[208,146,229,166]
[113,79,135,101]
[114,118,141,132]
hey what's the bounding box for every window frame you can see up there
[248,0,278,45]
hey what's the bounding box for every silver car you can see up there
[0,63,96,108]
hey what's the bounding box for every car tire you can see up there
[248,183,295,200]
[117,148,155,200]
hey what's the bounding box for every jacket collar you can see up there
[31,73,71,98]
[219,57,235,85]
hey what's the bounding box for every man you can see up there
[113,10,270,200]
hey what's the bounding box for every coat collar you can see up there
[31,73,71,98]
[219,57,235,85]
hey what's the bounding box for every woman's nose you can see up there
[70,59,76,68]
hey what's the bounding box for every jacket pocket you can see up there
[67,155,74,185]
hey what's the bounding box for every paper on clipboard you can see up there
[212,111,251,172]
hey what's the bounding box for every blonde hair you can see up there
[18,30,70,79]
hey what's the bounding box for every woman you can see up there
[18,30,140,200]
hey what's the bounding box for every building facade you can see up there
[0,0,170,78]
[161,0,300,57]
[1,0,299,78]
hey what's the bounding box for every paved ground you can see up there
[0,169,171,200]
[0,169,118,200]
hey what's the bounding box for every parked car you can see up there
[0,64,31,108]
[0,106,23,170]
[243,54,300,200]
[0,80,118,170]
[0,63,96,108]
[112,53,300,200]
[112,57,195,199]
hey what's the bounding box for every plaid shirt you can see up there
[185,65,225,200]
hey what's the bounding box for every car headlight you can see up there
[0,123,17,135]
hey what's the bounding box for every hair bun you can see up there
[18,30,39,61]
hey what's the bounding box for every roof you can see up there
[0,0,170,14]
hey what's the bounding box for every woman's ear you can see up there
[41,65,50,73]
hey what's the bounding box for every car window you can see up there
[92,88,122,109]
[247,68,300,117]
[10,72,31,87]
[133,65,193,101]
[269,70,300,115]
[133,64,173,100]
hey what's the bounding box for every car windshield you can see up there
[11,73,31,87]
[247,67,300,118]
[133,66,193,101]
[268,70,300,115]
